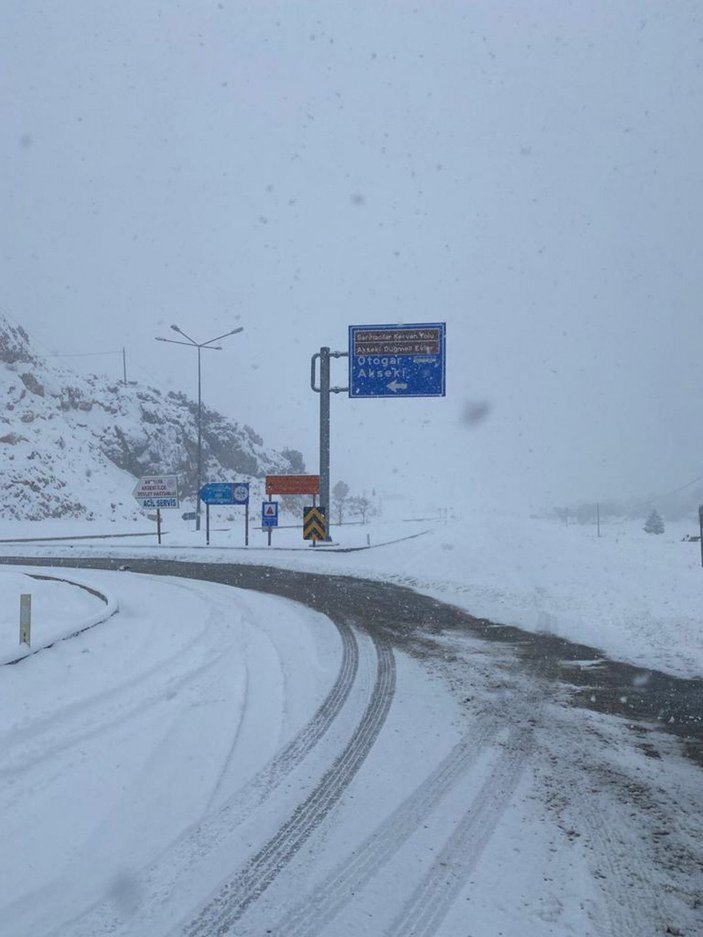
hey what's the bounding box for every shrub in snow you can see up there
[643,509,665,535]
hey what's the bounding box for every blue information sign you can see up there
[261,501,279,528]
[199,482,250,505]
[232,483,250,504]
[348,322,446,398]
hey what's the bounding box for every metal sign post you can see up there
[310,325,446,543]
[262,500,279,546]
[311,349,347,540]
[319,348,330,531]
[200,482,250,545]
[699,506,703,567]
[234,484,250,547]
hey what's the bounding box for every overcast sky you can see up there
[2,1,702,512]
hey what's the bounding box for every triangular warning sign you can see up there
[265,504,276,515]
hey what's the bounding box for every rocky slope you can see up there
[0,316,305,521]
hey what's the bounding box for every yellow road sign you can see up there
[303,506,327,541]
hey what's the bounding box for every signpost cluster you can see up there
[311,322,446,541]
[133,323,445,549]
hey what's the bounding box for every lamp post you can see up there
[155,324,244,530]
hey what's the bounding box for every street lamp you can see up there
[155,324,244,530]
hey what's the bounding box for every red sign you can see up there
[266,474,320,496]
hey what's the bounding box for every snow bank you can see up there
[0,570,117,665]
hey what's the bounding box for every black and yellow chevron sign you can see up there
[303,506,327,541]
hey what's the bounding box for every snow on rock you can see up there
[0,314,303,521]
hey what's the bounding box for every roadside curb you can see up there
[1,572,119,666]
[0,528,433,558]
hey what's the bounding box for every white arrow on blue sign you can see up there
[348,322,446,398]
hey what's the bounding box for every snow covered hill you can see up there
[0,315,304,520]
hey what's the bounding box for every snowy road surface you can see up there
[0,563,701,936]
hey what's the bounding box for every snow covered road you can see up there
[1,570,343,936]
[1,562,701,936]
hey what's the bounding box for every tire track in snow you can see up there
[203,637,251,813]
[179,632,396,937]
[44,609,360,937]
[585,804,664,937]
[0,650,227,792]
[271,720,504,937]
[534,717,692,937]
[565,762,679,937]
[193,614,360,827]
[384,724,532,937]
[0,578,224,780]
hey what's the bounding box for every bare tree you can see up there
[348,494,374,524]
[332,480,350,524]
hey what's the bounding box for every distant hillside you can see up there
[0,315,305,520]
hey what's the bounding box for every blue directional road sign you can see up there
[199,482,250,505]
[348,322,446,398]
[261,501,279,528]
[232,483,250,504]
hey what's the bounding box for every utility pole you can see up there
[311,345,348,540]
[319,347,330,527]
[122,347,127,385]
[156,324,244,531]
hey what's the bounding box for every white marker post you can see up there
[19,594,31,646]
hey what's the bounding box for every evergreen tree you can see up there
[643,509,665,535]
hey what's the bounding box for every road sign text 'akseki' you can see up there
[349,322,446,398]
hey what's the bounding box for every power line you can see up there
[598,471,703,528]
[44,351,123,358]
[635,472,703,508]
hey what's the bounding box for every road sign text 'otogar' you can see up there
[348,322,446,398]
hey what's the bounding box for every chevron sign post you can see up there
[303,506,327,545]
